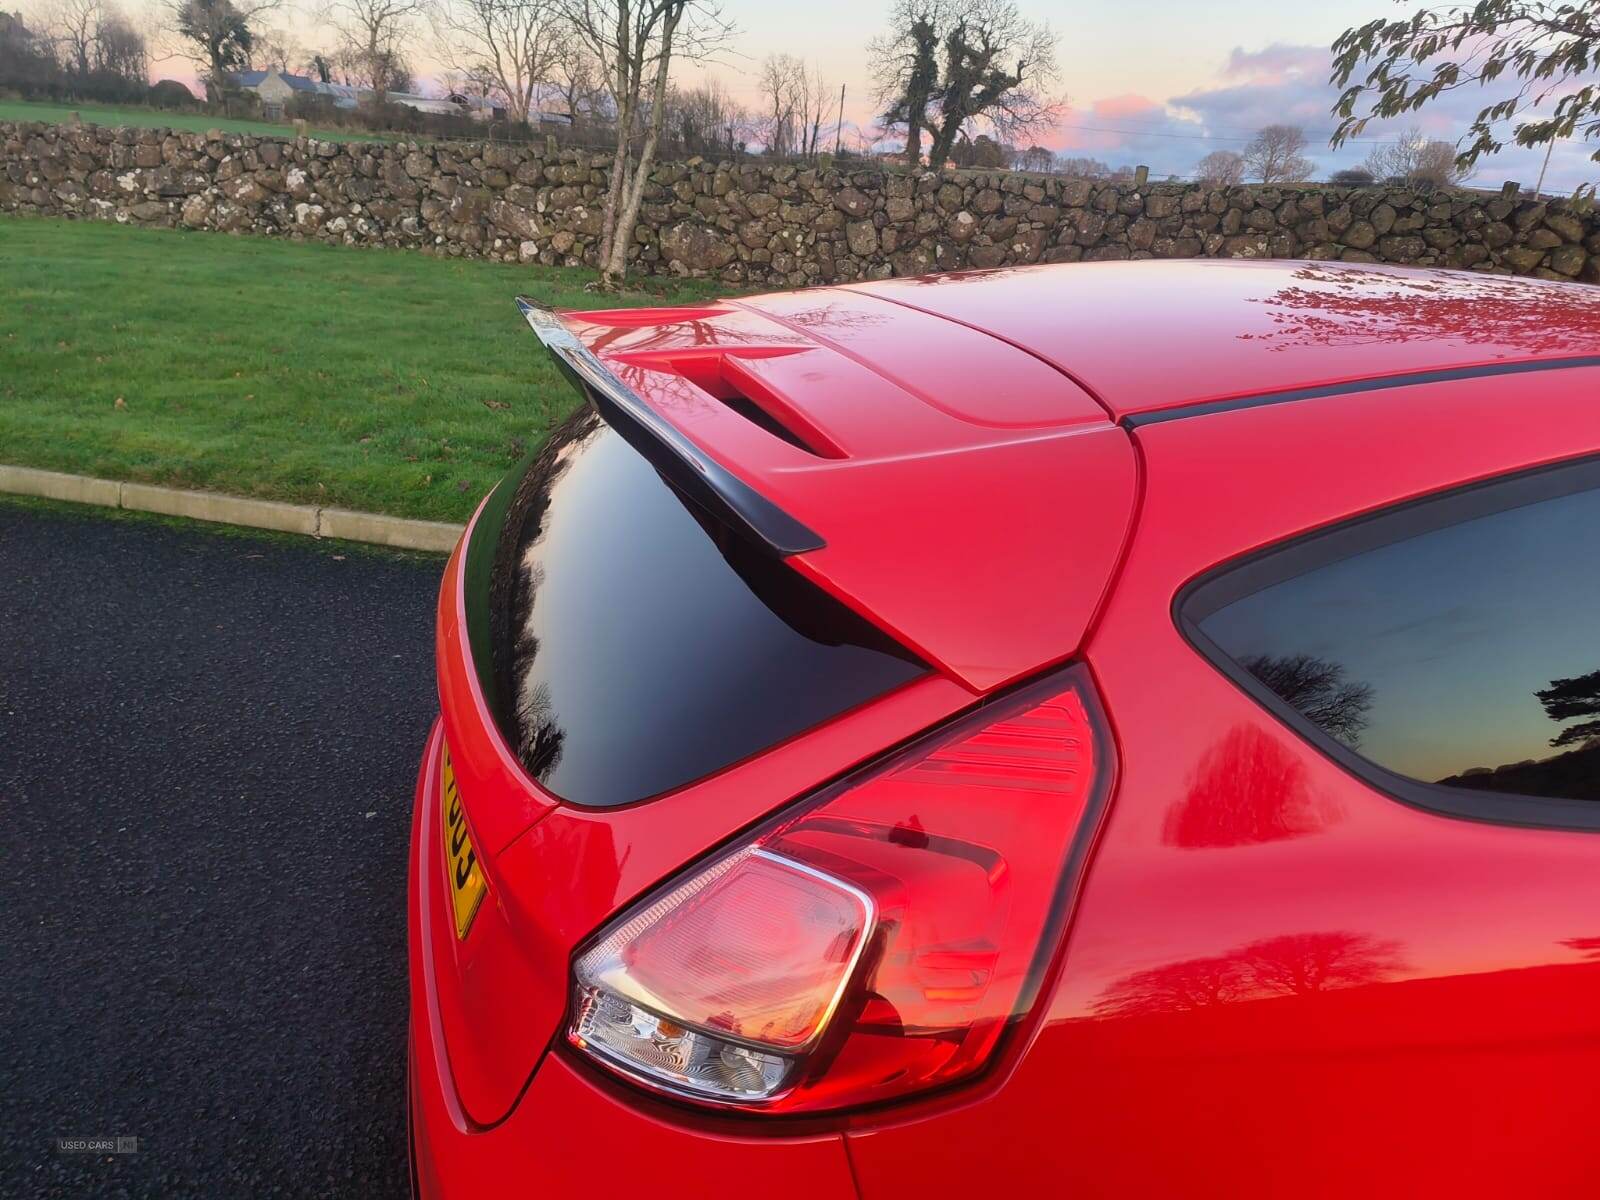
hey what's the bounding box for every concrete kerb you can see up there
[0,465,463,553]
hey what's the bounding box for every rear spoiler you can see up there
[516,297,825,558]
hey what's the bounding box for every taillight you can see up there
[568,668,1108,1114]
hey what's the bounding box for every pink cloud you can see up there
[1095,93,1166,120]
[1219,43,1327,85]
[1053,93,1188,155]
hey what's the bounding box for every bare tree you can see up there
[40,0,102,75]
[753,52,828,158]
[1409,139,1477,188]
[1015,143,1053,172]
[433,0,560,126]
[845,122,889,156]
[325,40,366,84]
[1241,124,1314,183]
[97,10,146,77]
[1363,127,1475,188]
[321,38,411,91]
[1195,148,1245,186]
[664,74,749,155]
[755,51,799,155]
[558,0,732,288]
[326,0,427,99]
[548,33,604,124]
[1056,154,1109,179]
[796,59,832,157]
[872,0,1061,169]
[36,0,147,81]
[250,21,302,70]
[793,57,829,157]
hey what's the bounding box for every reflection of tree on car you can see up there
[1537,668,1600,748]
[1240,653,1373,746]
[1562,936,1600,961]
[1092,931,1407,1018]
[1438,666,1600,801]
[1163,725,1338,848]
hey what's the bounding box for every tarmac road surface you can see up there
[1,504,444,1197]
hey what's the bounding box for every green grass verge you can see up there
[0,98,393,143]
[0,215,731,521]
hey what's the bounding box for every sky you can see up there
[681,0,1600,190]
[138,0,1600,192]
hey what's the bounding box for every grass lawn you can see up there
[0,215,732,522]
[0,98,392,143]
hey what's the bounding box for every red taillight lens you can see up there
[570,670,1106,1113]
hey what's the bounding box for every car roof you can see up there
[848,259,1600,421]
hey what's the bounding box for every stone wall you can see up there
[5,119,1600,286]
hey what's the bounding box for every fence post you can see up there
[1133,164,1149,189]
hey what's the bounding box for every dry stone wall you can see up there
[6,119,1600,286]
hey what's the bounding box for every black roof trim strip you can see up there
[1122,356,1600,429]
[515,296,826,558]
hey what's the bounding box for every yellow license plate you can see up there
[441,749,487,940]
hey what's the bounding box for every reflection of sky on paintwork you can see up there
[1204,484,1600,783]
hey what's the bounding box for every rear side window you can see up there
[476,407,926,808]
[1183,458,1600,827]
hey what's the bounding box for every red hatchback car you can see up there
[408,259,1600,1198]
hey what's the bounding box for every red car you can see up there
[408,260,1600,1198]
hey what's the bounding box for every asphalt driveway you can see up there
[0,503,443,1198]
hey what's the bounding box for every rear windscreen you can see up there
[473,406,926,808]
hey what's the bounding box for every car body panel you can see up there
[560,294,1139,691]
[843,367,1600,1197]
[431,514,984,1126]
[734,288,1110,429]
[413,262,1600,1197]
[852,259,1600,419]
[411,717,557,1127]
[407,722,860,1199]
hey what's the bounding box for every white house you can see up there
[230,67,323,118]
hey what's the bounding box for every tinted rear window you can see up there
[477,407,925,807]
[1188,460,1600,811]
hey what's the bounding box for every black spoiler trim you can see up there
[515,296,825,557]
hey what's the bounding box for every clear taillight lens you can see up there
[573,846,873,1100]
[568,670,1106,1114]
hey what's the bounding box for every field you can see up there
[0,216,731,522]
[0,98,392,143]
